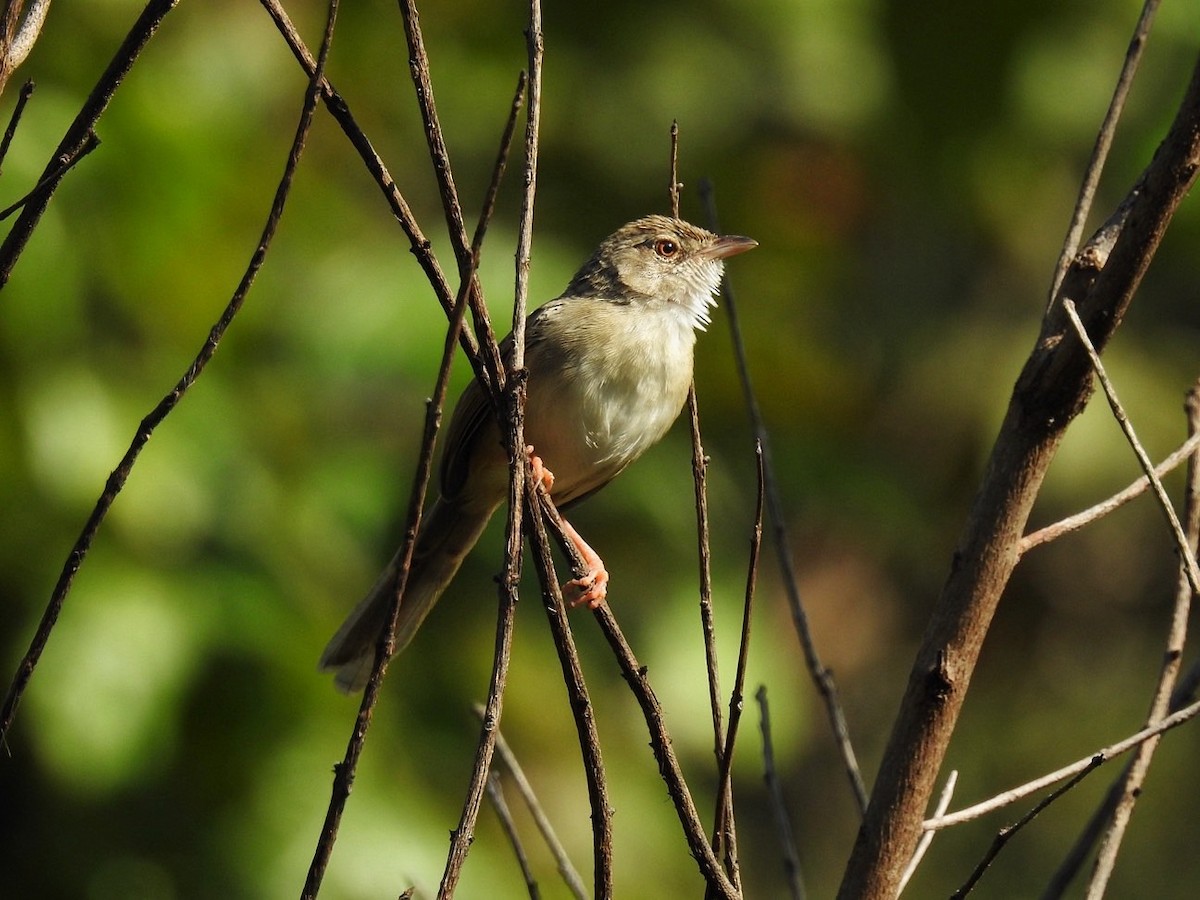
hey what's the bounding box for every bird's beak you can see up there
[703,234,758,260]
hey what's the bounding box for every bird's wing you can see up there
[438,301,563,499]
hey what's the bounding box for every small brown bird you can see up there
[320,215,756,691]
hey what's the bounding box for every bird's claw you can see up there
[525,445,555,493]
[565,567,609,610]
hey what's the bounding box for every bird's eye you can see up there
[654,238,679,258]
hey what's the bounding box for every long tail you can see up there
[318,495,497,692]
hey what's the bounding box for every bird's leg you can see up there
[525,446,609,609]
[525,445,555,493]
[559,516,609,609]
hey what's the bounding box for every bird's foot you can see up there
[525,445,555,493]
[559,515,609,609]
[523,445,609,609]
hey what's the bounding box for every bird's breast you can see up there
[523,299,698,504]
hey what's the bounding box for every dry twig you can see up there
[436,3,542,890]
[1047,0,1161,306]
[485,772,542,900]
[0,0,312,749]
[950,763,1099,899]
[1083,381,1200,898]
[1019,431,1200,554]
[755,686,805,900]
[303,43,525,900]
[0,78,34,171]
[898,770,956,895]
[536,493,740,899]
[710,441,766,890]
[0,0,179,289]
[700,180,868,815]
[923,696,1200,832]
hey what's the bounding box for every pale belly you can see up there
[523,302,697,505]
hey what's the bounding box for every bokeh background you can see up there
[2,1,1199,897]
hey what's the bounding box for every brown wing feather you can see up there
[438,303,560,500]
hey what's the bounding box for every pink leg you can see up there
[559,516,609,609]
[525,445,608,609]
[525,445,555,493]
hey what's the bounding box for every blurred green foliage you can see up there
[2,1,1198,897]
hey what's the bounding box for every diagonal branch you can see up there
[535,493,741,899]
[257,0,498,391]
[0,0,179,290]
[838,52,1200,899]
[0,0,323,750]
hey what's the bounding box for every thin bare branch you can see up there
[668,119,682,217]
[0,0,320,750]
[479,704,591,900]
[0,77,34,171]
[0,0,180,289]
[535,492,740,899]
[1063,300,1200,596]
[898,770,957,895]
[306,52,523,900]
[699,179,868,815]
[670,125,729,863]
[523,487,613,898]
[1084,380,1200,898]
[396,0,504,397]
[1019,431,1200,554]
[951,763,1100,899]
[437,5,542,894]
[257,0,496,389]
[1047,0,1160,308]
[0,127,99,220]
[690,387,725,767]
[710,441,765,890]
[924,696,1200,832]
[755,686,806,900]
[485,772,542,900]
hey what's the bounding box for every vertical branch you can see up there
[0,0,181,290]
[756,686,806,900]
[699,179,868,814]
[710,441,766,891]
[523,493,613,898]
[670,122,729,802]
[437,4,542,895]
[668,119,682,217]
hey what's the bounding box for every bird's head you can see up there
[566,215,756,329]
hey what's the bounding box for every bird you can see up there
[319,214,756,691]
